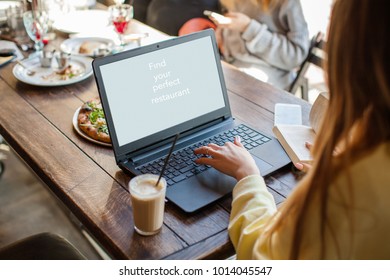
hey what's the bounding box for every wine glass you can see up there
[23,10,49,52]
[109,4,134,48]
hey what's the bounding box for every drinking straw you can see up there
[156,133,179,187]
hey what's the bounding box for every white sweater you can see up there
[221,0,309,90]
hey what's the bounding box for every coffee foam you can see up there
[130,178,165,198]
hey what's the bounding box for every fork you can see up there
[16,60,36,76]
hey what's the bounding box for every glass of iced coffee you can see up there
[128,174,166,236]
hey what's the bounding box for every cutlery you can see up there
[16,60,35,76]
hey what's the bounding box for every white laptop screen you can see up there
[99,35,226,147]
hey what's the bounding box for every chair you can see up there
[289,32,326,101]
[0,137,7,179]
[0,161,4,179]
[0,232,86,260]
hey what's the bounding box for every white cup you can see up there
[54,51,70,70]
[39,50,53,67]
[128,174,166,236]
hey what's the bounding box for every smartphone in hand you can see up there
[203,10,232,24]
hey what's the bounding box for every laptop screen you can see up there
[93,30,231,158]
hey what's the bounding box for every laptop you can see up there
[92,29,290,213]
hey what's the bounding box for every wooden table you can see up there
[0,19,311,260]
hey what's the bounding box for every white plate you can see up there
[67,0,96,9]
[13,56,93,87]
[72,106,112,147]
[53,10,109,34]
[60,37,114,57]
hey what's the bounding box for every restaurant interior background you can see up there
[0,0,332,259]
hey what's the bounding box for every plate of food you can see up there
[13,56,93,86]
[73,98,111,147]
[61,37,114,57]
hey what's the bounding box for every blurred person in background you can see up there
[210,0,309,90]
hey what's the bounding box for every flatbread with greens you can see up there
[77,98,111,143]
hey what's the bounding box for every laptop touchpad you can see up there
[251,139,290,170]
[252,156,273,174]
[166,168,236,213]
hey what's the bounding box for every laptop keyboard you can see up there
[136,124,271,187]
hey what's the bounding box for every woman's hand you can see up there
[210,12,251,33]
[194,136,260,181]
[294,141,343,172]
[293,142,313,172]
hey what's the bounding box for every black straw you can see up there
[155,133,180,187]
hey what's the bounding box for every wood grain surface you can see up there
[0,20,311,259]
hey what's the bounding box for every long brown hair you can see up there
[268,0,390,259]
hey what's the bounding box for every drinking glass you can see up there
[23,10,49,52]
[108,4,134,47]
[6,4,29,44]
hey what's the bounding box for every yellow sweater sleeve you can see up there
[228,175,277,259]
[229,143,390,259]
